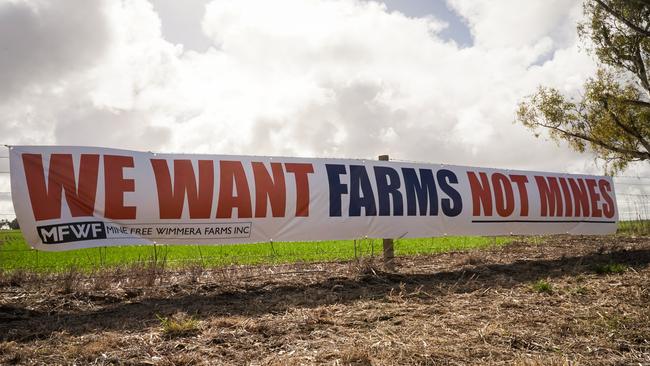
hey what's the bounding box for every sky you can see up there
[0,0,648,219]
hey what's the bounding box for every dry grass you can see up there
[0,235,649,365]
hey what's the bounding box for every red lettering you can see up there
[216,161,252,218]
[586,178,602,217]
[535,176,563,217]
[568,178,590,217]
[151,159,214,219]
[104,155,136,219]
[509,174,529,216]
[491,173,514,217]
[467,172,492,216]
[285,163,314,217]
[598,179,615,219]
[252,162,286,218]
[22,153,99,221]
[558,177,573,216]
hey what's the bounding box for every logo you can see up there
[37,221,107,244]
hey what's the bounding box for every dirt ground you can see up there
[0,236,649,365]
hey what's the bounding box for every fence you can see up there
[0,151,648,273]
[0,231,514,272]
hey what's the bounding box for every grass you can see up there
[2,235,648,365]
[0,230,511,273]
[617,219,650,235]
[572,285,588,295]
[157,313,200,338]
[531,279,553,294]
[593,263,627,274]
[1,218,646,273]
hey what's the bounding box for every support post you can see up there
[378,154,395,271]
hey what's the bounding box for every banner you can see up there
[9,146,618,251]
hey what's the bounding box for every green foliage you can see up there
[157,313,200,338]
[517,0,650,173]
[580,0,650,84]
[593,262,627,274]
[531,279,553,294]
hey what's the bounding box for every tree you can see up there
[0,218,19,230]
[517,0,650,173]
[8,218,19,230]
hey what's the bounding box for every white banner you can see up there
[9,146,618,251]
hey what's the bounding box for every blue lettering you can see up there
[349,165,376,216]
[402,168,438,216]
[437,169,462,217]
[326,164,348,217]
[374,166,403,216]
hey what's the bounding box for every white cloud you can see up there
[448,0,583,50]
[0,0,110,100]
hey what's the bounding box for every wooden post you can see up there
[378,154,395,271]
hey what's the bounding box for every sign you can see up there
[9,146,618,251]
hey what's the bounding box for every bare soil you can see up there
[1,236,649,365]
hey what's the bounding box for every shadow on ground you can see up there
[2,243,649,342]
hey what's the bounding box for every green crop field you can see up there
[0,230,512,273]
[2,219,646,273]
[617,219,650,235]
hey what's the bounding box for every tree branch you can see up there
[618,98,650,108]
[602,99,650,153]
[537,121,650,160]
[595,0,650,37]
[597,26,643,76]
[633,44,650,94]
